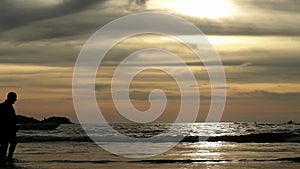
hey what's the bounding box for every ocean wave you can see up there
[239,157,300,163]
[17,132,300,143]
[206,133,300,143]
[18,136,92,142]
[44,157,300,164]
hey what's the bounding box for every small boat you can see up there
[17,123,60,130]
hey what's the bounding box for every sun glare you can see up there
[148,0,236,19]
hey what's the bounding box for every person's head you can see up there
[7,92,17,104]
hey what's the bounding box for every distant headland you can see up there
[17,115,73,124]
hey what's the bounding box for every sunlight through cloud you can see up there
[148,0,237,19]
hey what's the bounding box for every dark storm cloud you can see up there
[0,0,107,31]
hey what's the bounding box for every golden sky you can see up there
[0,0,300,122]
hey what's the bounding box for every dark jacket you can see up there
[0,100,17,140]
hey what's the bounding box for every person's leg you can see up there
[0,142,8,165]
[0,142,8,158]
[7,139,17,161]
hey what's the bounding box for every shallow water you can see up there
[11,142,300,169]
[9,123,300,168]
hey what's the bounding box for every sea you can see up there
[7,122,300,169]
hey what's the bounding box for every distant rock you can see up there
[41,116,73,124]
[16,115,41,124]
[17,115,73,124]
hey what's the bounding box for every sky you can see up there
[0,0,299,123]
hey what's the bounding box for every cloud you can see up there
[224,82,300,101]
[167,0,300,36]
[234,0,300,13]
[243,90,300,101]
[0,0,152,41]
[240,62,254,67]
[225,90,300,101]
[188,17,300,36]
[95,83,111,90]
[126,0,148,10]
[0,0,107,31]
[0,41,80,66]
[1,0,300,42]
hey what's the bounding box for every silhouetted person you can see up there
[0,92,18,165]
